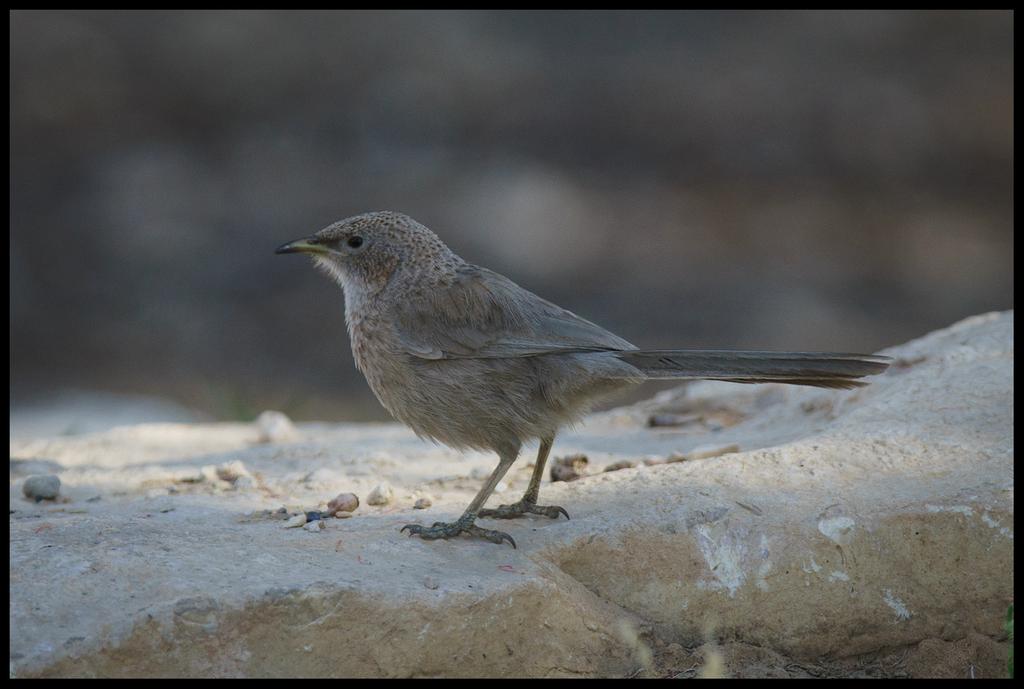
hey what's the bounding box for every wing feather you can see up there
[392,264,635,360]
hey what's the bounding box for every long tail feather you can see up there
[612,350,890,390]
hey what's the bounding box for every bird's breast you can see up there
[347,314,412,413]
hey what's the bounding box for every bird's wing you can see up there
[391,264,635,360]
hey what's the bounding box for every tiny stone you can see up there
[494,480,508,493]
[686,443,740,460]
[305,511,323,521]
[413,496,433,509]
[86,495,102,502]
[283,514,306,528]
[334,511,353,519]
[233,475,257,490]
[304,519,325,532]
[256,410,297,443]
[216,460,251,483]
[366,483,393,506]
[423,576,439,590]
[23,475,61,501]
[604,460,637,472]
[327,493,359,513]
[551,454,588,482]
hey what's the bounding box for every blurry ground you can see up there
[9,10,1014,422]
[9,390,208,439]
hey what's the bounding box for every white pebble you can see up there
[23,475,61,501]
[283,514,306,528]
[367,483,393,506]
[304,519,325,532]
[413,496,433,509]
[494,481,508,493]
[216,460,251,482]
[256,410,297,443]
[423,576,439,590]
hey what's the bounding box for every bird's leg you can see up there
[401,447,519,548]
[478,436,569,520]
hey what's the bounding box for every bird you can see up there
[276,211,890,548]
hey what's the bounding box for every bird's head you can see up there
[276,211,454,292]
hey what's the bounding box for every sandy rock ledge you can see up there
[9,312,1014,677]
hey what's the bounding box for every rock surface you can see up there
[9,312,1014,677]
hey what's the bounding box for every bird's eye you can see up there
[347,236,364,249]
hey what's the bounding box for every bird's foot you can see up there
[478,498,569,521]
[400,514,516,548]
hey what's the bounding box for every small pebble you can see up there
[494,480,508,493]
[23,475,61,501]
[327,493,359,513]
[256,410,297,443]
[233,475,257,490]
[306,511,324,521]
[551,454,588,482]
[413,496,433,509]
[366,483,393,506]
[304,519,325,532]
[423,576,439,590]
[216,460,252,483]
[334,511,353,519]
[604,460,637,472]
[250,506,291,521]
[686,443,740,460]
[283,514,306,528]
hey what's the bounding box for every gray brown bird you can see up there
[276,211,890,548]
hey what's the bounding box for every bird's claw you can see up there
[401,517,516,548]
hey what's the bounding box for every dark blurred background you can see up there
[10,10,1014,423]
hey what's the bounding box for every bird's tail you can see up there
[611,349,891,390]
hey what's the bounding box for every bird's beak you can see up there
[275,237,328,255]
